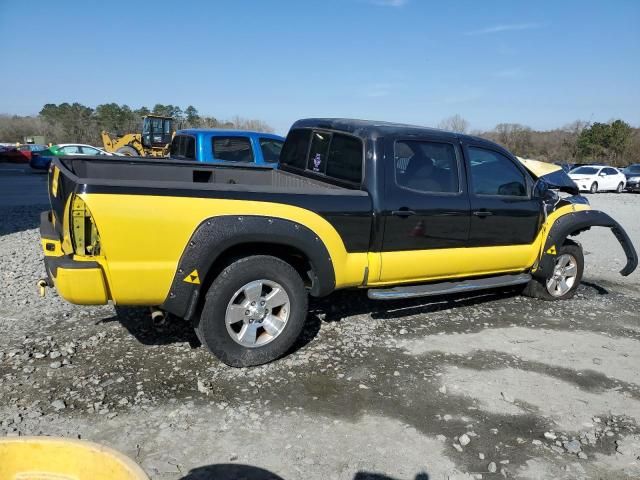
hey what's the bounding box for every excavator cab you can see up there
[141,115,173,148]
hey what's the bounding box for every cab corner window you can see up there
[468,147,527,197]
[395,140,460,193]
[212,136,253,163]
[326,133,363,184]
[280,129,310,169]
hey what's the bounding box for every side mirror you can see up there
[599,172,606,177]
[534,178,559,203]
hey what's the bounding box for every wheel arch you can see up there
[160,215,336,320]
[533,210,637,279]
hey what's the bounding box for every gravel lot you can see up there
[1,165,639,479]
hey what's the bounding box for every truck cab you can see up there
[169,129,285,166]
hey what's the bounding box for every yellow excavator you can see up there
[101,115,174,157]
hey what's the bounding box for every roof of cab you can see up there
[291,118,499,144]
[176,128,284,140]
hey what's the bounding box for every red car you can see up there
[0,144,48,163]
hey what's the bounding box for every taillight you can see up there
[70,196,101,255]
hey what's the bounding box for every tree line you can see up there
[438,114,639,166]
[1,105,637,166]
[0,103,273,146]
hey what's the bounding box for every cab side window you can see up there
[212,136,253,163]
[395,140,460,193]
[468,147,527,197]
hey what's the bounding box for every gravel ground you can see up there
[1,181,640,479]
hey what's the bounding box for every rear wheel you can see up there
[590,182,598,194]
[196,255,308,367]
[523,241,584,301]
[616,182,624,193]
[116,146,139,156]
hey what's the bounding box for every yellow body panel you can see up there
[81,194,369,305]
[375,244,537,285]
[0,436,148,480]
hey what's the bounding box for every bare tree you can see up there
[437,114,469,133]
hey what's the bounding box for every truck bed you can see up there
[60,156,352,194]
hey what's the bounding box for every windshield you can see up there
[623,165,640,174]
[571,166,599,175]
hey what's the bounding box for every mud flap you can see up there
[533,210,638,279]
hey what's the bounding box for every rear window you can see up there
[170,135,196,160]
[212,136,253,163]
[281,128,363,184]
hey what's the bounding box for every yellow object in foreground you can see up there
[0,436,148,480]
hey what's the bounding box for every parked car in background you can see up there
[170,129,285,166]
[568,165,626,193]
[622,164,640,192]
[0,144,48,163]
[30,144,116,170]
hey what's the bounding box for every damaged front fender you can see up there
[534,210,638,279]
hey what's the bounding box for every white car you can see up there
[568,165,626,193]
[56,144,116,156]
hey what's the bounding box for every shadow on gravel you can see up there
[100,288,520,356]
[309,287,520,323]
[101,307,201,348]
[179,464,284,480]
[178,464,430,480]
[0,204,47,236]
[582,281,610,295]
[102,306,323,356]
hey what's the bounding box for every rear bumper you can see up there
[40,211,109,305]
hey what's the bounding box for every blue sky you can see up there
[0,0,638,134]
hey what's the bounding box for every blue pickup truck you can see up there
[169,129,285,166]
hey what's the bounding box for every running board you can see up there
[367,273,532,300]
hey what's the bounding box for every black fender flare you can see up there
[160,215,336,319]
[533,210,637,279]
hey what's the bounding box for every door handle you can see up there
[391,209,417,217]
[473,210,493,217]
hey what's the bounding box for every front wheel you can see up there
[116,145,139,156]
[196,255,308,367]
[616,182,624,193]
[523,241,584,301]
[590,182,598,194]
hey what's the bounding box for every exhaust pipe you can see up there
[37,278,51,297]
[150,307,166,326]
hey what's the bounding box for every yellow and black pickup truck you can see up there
[39,118,637,366]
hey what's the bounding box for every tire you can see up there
[589,182,598,194]
[523,240,584,301]
[196,255,308,367]
[616,182,624,193]
[116,146,139,156]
